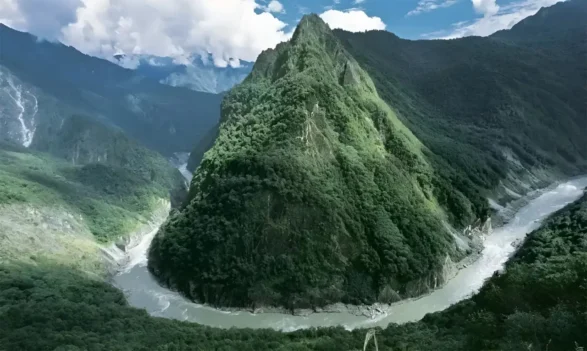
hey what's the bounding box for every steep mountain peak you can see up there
[291,14,331,41]
[148,8,457,309]
[246,12,375,96]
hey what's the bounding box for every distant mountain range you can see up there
[114,54,253,94]
[0,24,222,156]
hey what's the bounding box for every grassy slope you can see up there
[1,191,585,351]
[148,15,486,309]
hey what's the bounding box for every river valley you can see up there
[113,176,587,331]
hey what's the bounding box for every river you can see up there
[113,176,587,331]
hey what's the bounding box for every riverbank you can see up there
[101,198,171,276]
[177,180,556,319]
[113,176,587,330]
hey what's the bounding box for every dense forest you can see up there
[148,14,488,309]
[2,191,586,350]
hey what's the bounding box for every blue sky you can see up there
[273,0,469,38]
[0,0,564,67]
[265,0,563,39]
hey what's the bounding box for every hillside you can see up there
[0,120,184,239]
[0,24,222,155]
[0,107,186,273]
[334,0,587,205]
[32,114,186,204]
[0,142,175,274]
[148,15,488,309]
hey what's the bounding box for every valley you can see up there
[116,176,587,330]
[0,0,586,350]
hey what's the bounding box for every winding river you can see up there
[113,176,587,331]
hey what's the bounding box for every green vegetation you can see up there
[150,1,587,309]
[149,15,482,309]
[2,191,586,350]
[0,128,183,242]
[459,190,587,350]
[334,0,587,207]
[33,114,187,207]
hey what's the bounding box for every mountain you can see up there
[148,14,487,309]
[0,24,222,155]
[121,54,253,94]
[334,0,587,206]
[148,1,587,310]
[492,0,587,45]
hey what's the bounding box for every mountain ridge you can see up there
[125,54,253,94]
[334,0,587,207]
[0,24,222,155]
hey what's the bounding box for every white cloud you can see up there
[425,0,564,39]
[0,0,293,67]
[319,9,386,32]
[266,0,284,13]
[472,0,499,16]
[0,0,24,29]
[407,0,458,16]
[354,0,366,4]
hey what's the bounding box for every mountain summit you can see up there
[148,15,476,309]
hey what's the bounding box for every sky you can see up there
[0,0,565,67]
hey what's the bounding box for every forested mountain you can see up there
[149,14,486,309]
[123,54,253,94]
[149,0,587,310]
[492,0,587,44]
[334,0,587,205]
[0,24,222,155]
[32,114,187,204]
